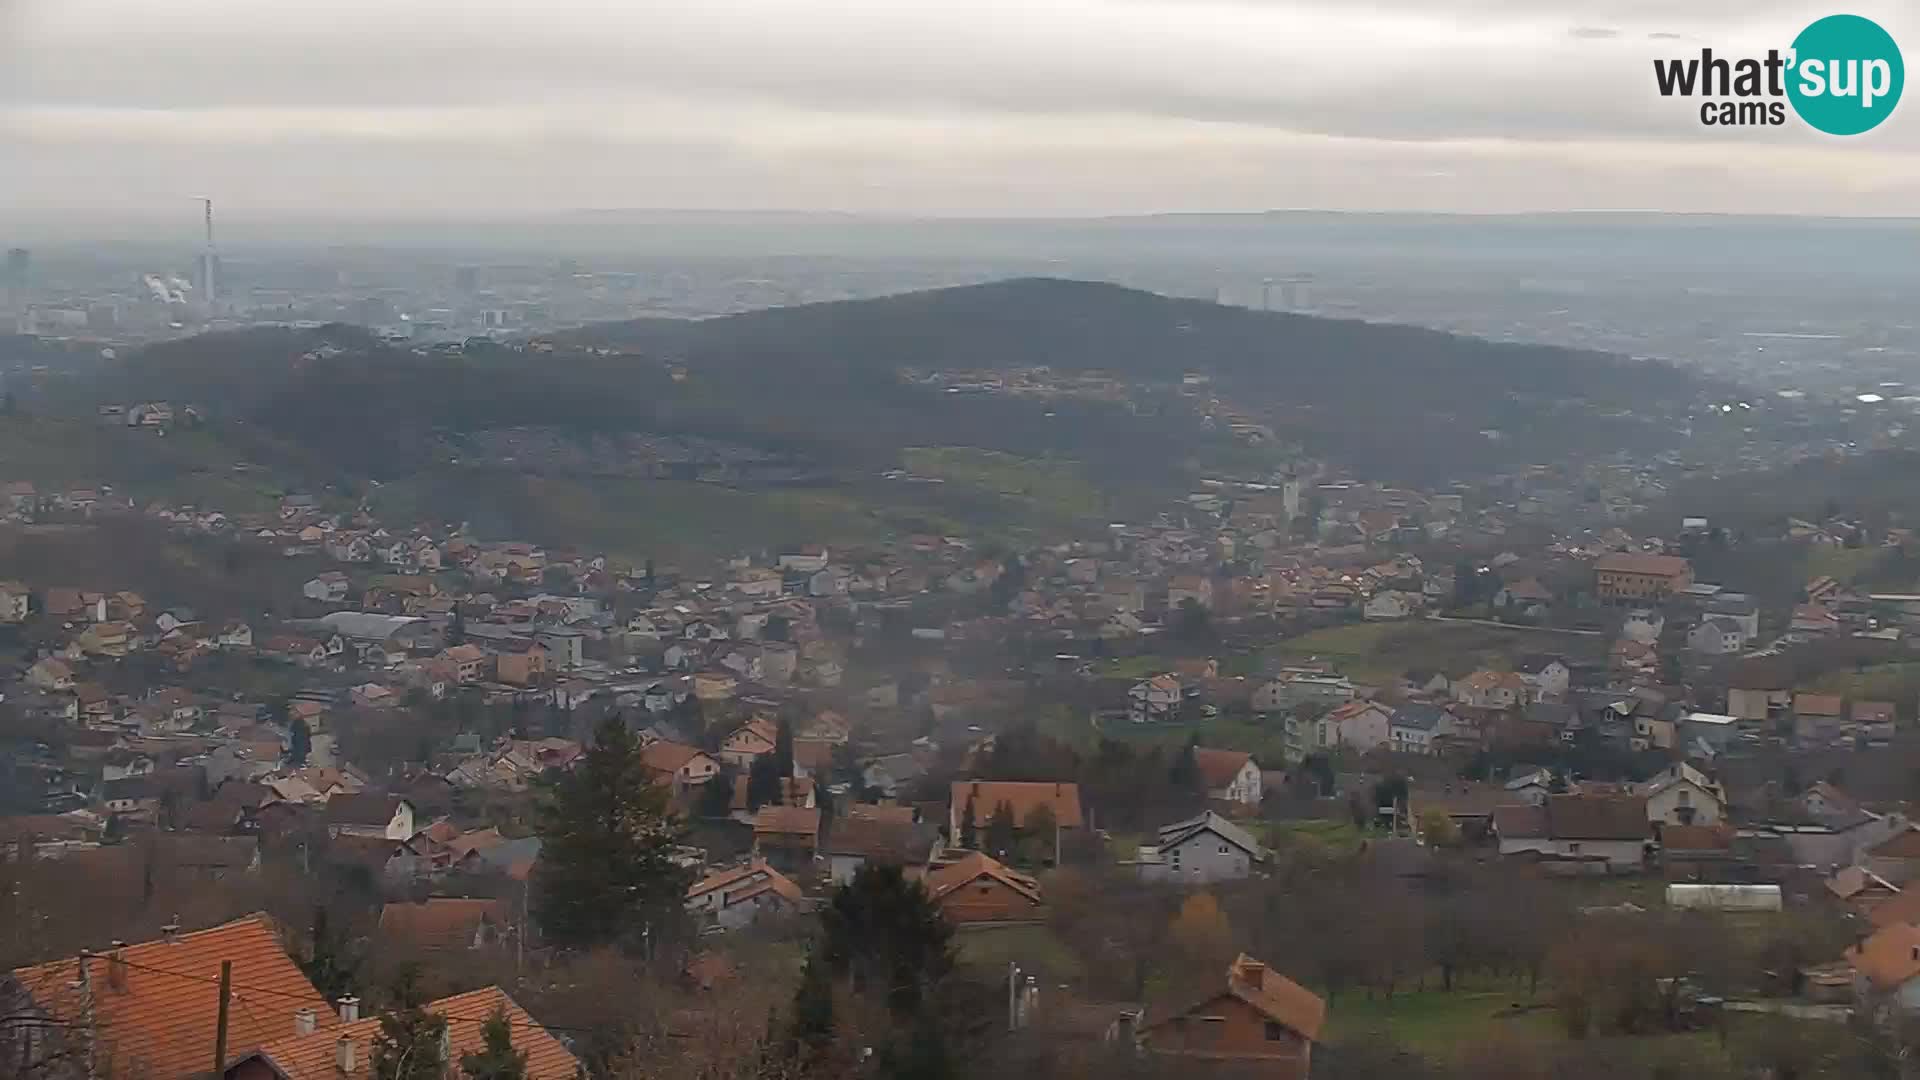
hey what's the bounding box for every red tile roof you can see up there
[949,781,1085,829]
[248,986,577,1079]
[377,898,510,952]
[1192,748,1253,791]
[1593,553,1691,577]
[10,914,330,1080]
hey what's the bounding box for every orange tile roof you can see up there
[1868,880,1920,929]
[9,913,331,1080]
[1593,553,1691,578]
[925,851,1042,905]
[248,986,578,1079]
[1142,953,1326,1045]
[1849,923,1920,992]
[377,898,511,951]
[949,781,1085,829]
[752,805,821,839]
[1193,748,1253,791]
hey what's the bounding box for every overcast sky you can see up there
[3,0,1917,219]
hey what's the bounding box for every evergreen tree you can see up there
[747,753,783,811]
[532,716,690,950]
[459,1007,527,1080]
[1169,737,1201,792]
[447,608,466,647]
[372,966,447,1080]
[773,713,796,779]
[783,947,837,1071]
[301,906,356,1000]
[1021,804,1057,865]
[697,765,738,818]
[958,797,978,849]
[288,717,313,768]
[821,865,954,1014]
[984,800,1016,859]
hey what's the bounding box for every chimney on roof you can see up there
[338,995,360,1023]
[107,942,127,992]
[295,1007,317,1037]
[160,920,180,944]
[335,1035,357,1073]
[1241,960,1267,989]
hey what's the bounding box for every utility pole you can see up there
[1006,961,1020,1032]
[212,960,232,1078]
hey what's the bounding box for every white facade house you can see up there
[1129,674,1183,724]
[1638,763,1725,827]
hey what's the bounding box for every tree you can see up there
[1168,891,1235,964]
[1172,599,1213,643]
[1021,804,1058,866]
[782,946,837,1073]
[532,716,690,950]
[459,1007,528,1080]
[959,797,979,849]
[1417,808,1461,848]
[447,608,466,647]
[985,800,1016,859]
[697,765,737,819]
[1169,737,1201,792]
[747,753,783,812]
[372,965,448,1080]
[820,864,954,1015]
[302,905,357,1000]
[288,717,313,768]
[773,713,795,780]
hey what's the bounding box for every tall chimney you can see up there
[338,995,360,1023]
[161,920,181,944]
[295,1007,317,1036]
[107,942,127,992]
[335,1035,356,1074]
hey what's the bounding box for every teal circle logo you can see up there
[1787,14,1903,135]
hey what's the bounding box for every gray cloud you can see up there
[4,0,1917,217]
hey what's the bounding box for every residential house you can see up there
[1593,552,1693,602]
[1129,674,1183,724]
[377,897,512,953]
[826,806,928,885]
[686,860,807,930]
[1139,811,1267,883]
[230,985,579,1079]
[1867,830,1920,886]
[324,794,415,840]
[862,753,926,799]
[1388,703,1450,756]
[25,656,75,691]
[1454,670,1529,710]
[4,915,335,1080]
[1317,699,1394,754]
[640,742,723,790]
[75,620,135,658]
[1846,922,1920,1011]
[924,851,1043,923]
[1362,590,1416,620]
[302,571,350,603]
[1795,694,1847,745]
[1687,618,1746,656]
[1194,748,1262,806]
[1636,762,1725,828]
[0,580,28,623]
[1135,954,1325,1080]
[1493,577,1555,615]
[1621,608,1665,645]
[1704,593,1760,642]
[1494,794,1650,870]
[720,717,780,768]
[751,805,822,873]
[217,622,254,649]
[947,781,1085,862]
[441,644,489,683]
[1167,574,1214,610]
[1791,604,1842,636]
[1515,655,1571,700]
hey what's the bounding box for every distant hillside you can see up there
[560,278,1725,480]
[48,279,1730,517]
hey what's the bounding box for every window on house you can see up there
[1265,1022,1286,1041]
[1567,842,1581,854]
[1219,844,1230,854]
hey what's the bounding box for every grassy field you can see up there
[902,447,1107,521]
[1267,619,1602,685]
[953,924,1084,980]
[0,415,285,512]
[1809,661,1920,708]
[1805,544,1885,584]
[1324,985,1559,1052]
